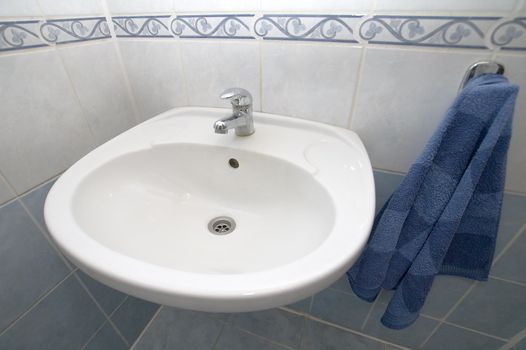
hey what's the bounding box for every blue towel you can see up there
[347,74,519,329]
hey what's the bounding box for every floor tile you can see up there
[76,270,127,315]
[286,297,312,314]
[84,322,128,350]
[310,288,373,330]
[330,274,354,293]
[492,230,526,284]
[134,307,223,350]
[423,323,504,350]
[231,308,303,348]
[421,275,474,319]
[363,303,438,349]
[301,319,383,350]
[495,193,526,254]
[111,296,160,344]
[0,200,70,332]
[20,179,55,229]
[215,326,287,350]
[516,335,526,350]
[0,275,105,350]
[448,278,526,338]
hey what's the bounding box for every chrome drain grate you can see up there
[208,216,236,235]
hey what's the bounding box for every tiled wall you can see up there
[1,0,526,349]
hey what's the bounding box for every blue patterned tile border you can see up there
[171,14,254,39]
[254,15,361,43]
[359,16,499,49]
[113,15,172,38]
[40,17,110,45]
[491,17,526,51]
[0,20,46,52]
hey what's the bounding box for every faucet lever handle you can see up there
[219,87,252,107]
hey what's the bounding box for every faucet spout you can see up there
[214,88,255,136]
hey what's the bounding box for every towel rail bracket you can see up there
[459,61,505,92]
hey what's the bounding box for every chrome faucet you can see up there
[214,88,255,136]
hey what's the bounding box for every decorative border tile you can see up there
[40,17,110,45]
[490,17,526,51]
[359,16,499,49]
[171,14,254,39]
[254,15,361,43]
[0,20,47,52]
[113,15,172,38]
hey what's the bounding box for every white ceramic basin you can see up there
[45,107,375,312]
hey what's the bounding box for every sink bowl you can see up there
[45,107,375,312]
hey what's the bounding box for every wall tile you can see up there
[495,193,526,254]
[448,278,526,338]
[180,40,261,110]
[119,40,186,120]
[106,0,173,14]
[175,0,259,12]
[0,0,41,17]
[76,271,127,315]
[423,323,505,350]
[374,0,516,14]
[498,54,526,194]
[0,201,70,332]
[363,303,438,348]
[59,42,138,144]
[84,322,128,350]
[215,326,287,350]
[38,0,104,17]
[373,170,404,214]
[20,179,55,229]
[310,288,373,330]
[110,296,160,344]
[231,309,303,348]
[0,275,105,349]
[350,47,490,175]
[262,42,361,127]
[0,175,14,205]
[302,319,384,350]
[261,0,373,12]
[134,307,223,350]
[0,50,95,194]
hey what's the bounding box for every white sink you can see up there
[45,107,375,312]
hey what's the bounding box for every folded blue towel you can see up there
[347,74,519,329]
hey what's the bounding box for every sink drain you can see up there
[208,216,236,235]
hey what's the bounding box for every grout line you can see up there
[176,40,190,106]
[80,319,108,350]
[129,305,164,350]
[0,270,76,337]
[232,327,296,350]
[210,322,227,350]
[492,222,526,266]
[346,45,367,130]
[0,171,62,211]
[360,290,380,330]
[73,272,131,346]
[489,275,526,287]
[440,320,509,342]
[501,327,526,350]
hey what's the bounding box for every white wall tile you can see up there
[106,0,173,14]
[0,174,15,205]
[119,40,186,120]
[0,50,96,194]
[374,0,516,14]
[174,0,259,12]
[262,42,361,127]
[351,47,490,174]
[261,0,373,12]
[0,0,41,17]
[38,0,103,16]
[180,40,261,110]
[59,42,138,145]
[498,54,526,194]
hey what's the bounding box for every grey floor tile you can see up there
[363,303,438,349]
[495,193,526,254]
[20,179,56,229]
[310,288,373,330]
[0,200,70,332]
[231,308,303,348]
[421,275,474,319]
[84,322,128,350]
[208,312,232,323]
[423,323,504,350]
[516,335,526,350]
[111,296,160,344]
[76,270,127,315]
[134,307,223,350]
[286,296,312,313]
[301,319,383,350]
[215,326,287,350]
[330,274,353,293]
[492,230,526,284]
[448,278,526,339]
[0,275,105,350]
